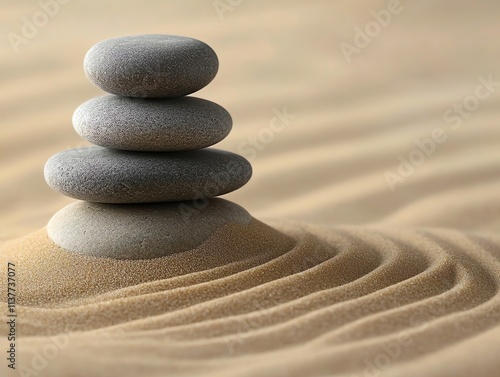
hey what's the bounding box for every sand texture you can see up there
[2,1,500,376]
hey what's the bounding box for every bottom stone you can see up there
[47,199,252,259]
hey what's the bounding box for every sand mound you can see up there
[2,221,500,376]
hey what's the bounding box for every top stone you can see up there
[83,35,219,98]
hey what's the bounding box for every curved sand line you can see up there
[1,221,499,377]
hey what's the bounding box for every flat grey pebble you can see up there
[73,95,232,151]
[44,147,252,203]
[84,34,219,98]
[47,199,252,259]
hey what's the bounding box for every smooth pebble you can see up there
[73,95,232,151]
[47,199,252,259]
[84,34,218,98]
[44,147,252,203]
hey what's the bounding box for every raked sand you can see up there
[2,222,500,376]
[2,1,500,376]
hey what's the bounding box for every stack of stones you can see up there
[44,35,253,260]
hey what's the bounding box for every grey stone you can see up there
[44,147,252,203]
[73,95,232,151]
[83,34,218,98]
[47,199,252,259]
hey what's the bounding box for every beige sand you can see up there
[2,1,500,376]
[2,223,500,376]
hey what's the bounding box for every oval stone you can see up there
[47,199,252,259]
[44,147,252,203]
[73,95,232,151]
[83,34,219,98]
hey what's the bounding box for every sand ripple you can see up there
[2,221,500,376]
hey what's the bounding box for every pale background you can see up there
[2,0,500,242]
